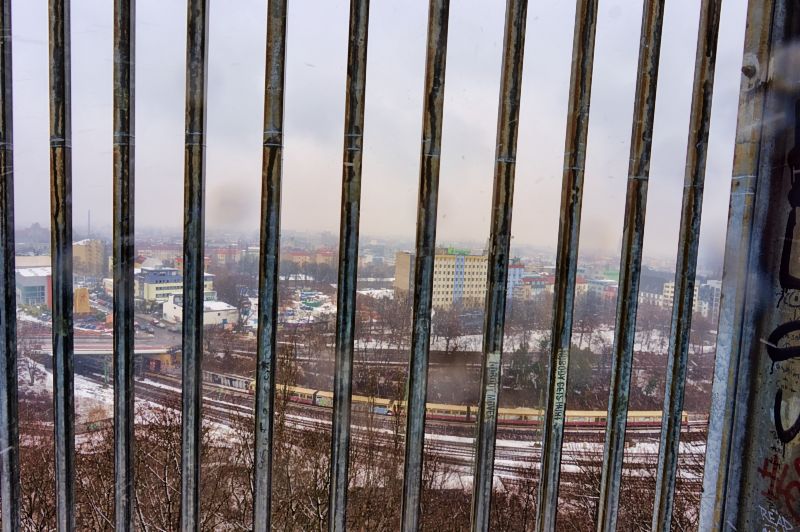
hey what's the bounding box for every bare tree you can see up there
[432,305,465,355]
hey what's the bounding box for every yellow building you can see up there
[394,251,414,294]
[394,248,488,309]
[73,287,91,315]
[314,249,337,267]
[73,239,105,277]
[281,249,313,267]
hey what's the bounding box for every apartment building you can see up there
[395,248,489,309]
[662,280,720,319]
[73,239,105,277]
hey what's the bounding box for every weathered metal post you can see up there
[0,0,18,529]
[651,0,722,529]
[535,0,597,528]
[700,0,800,529]
[49,0,76,528]
[400,1,450,530]
[699,0,775,527]
[112,0,136,529]
[595,1,665,528]
[470,0,527,529]
[180,0,210,529]
[329,1,370,530]
[253,0,287,529]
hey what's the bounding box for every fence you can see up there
[0,0,795,530]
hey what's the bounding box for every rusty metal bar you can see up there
[48,0,76,529]
[0,1,17,529]
[535,0,597,528]
[400,1,450,530]
[595,0,665,529]
[112,0,135,529]
[252,0,287,529]
[328,0,370,530]
[651,0,722,529]
[470,0,527,529]
[180,0,209,529]
[698,0,779,528]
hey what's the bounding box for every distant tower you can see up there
[87,209,91,238]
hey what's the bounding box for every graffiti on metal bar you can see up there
[756,96,800,528]
[553,347,568,422]
[758,453,800,523]
[484,351,501,422]
[768,100,800,449]
[759,503,795,532]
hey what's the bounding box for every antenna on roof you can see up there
[87,209,91,238]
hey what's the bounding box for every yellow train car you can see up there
[278,386,318,405]
[196,377,690,429]
[498,407,543,423]
[427,403,471,421]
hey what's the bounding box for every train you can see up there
[193,369,688,428]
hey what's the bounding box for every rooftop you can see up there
[204,301,236,312]
[16,267,51,278]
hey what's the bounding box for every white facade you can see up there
[162,295,239,326]
[16,267,50,306]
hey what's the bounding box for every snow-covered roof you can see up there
[16,267,52,278]
[204,300,236,312]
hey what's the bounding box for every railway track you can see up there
[73,370,706,490]
[140,372,708,438]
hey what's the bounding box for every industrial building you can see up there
[134,267,214,303]
[15,266,91,314]
[162,294,238,327]
[15,267,51,306]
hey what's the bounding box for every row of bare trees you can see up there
[8,382,705,531]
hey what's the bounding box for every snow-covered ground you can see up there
[20,356,113,419]
[357,288,394,299]
[280,289,336,325]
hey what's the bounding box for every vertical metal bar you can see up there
[48,0,75,529]
[113,0,136,530]
[534,1,597,529]
[113,0,135,529]
[698,0,777,528]
[595,0,665,529]
[0,0,17,529]
[252,0,287,529]
[400,1,450,530]
[470,0,527,530]
[328,1,370,530]
[180,0,209,530]
[651,0,722,529]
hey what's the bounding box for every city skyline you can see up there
[11,1,744,269]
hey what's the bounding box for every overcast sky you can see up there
[11,1,746,266]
